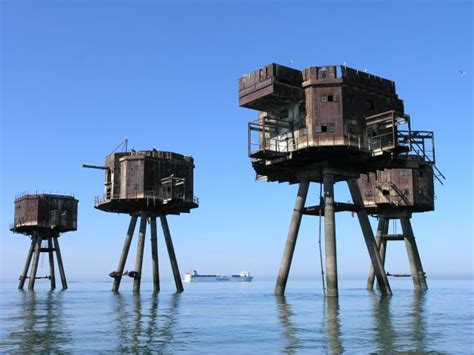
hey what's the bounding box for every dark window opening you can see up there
[321,125,328,133]
[298,102,306,114]
[367,100,375,110]
[382,189,390,196]
[328,95,334,102]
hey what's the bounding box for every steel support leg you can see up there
[274,180,310,295]
[150,217,160,293]
[347,178,392,296]
[47,237,56,290]
[112,215,138,292]
[19,236,38,289]
[53,236,68,289]
[133,214,147,293]
[367,218,388,290]
[400,217,428,291]
[161,215,184,293]
[323,174,338,297]
[28,236,42,290]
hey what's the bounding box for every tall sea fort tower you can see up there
[238,64,441,296]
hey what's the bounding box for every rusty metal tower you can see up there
[84,148,198,293]
[358,150,445,291]
[11,194,78,290]
[239,63,435,297]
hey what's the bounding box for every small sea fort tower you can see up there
[11,193,78,290]
[84,148,198,293]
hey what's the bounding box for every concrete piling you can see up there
[323,174,338,297]
[47,237,56,290]
[112,215,138,292]
[150,217,160,293]
[274,180,310,295]
[28,237,42,290]
[401,217,428,290]
[367,218,388,290]
[347,178,392,296]
[18,236,37,290]
[133,214,147,293]
[53,236,68,289]
[161,215,184,293]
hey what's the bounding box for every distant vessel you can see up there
[231,271,253,282]
[183,270,253,283]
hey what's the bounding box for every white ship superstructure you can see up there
[231,271,253,282]
[183,270,253,283]
[183,270,230,283]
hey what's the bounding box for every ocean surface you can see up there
[0,279,472,353]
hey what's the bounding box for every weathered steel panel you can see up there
[11,194,78,234]
[95,150,198,215]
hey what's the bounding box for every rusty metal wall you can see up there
[13,195,78,231]
[358,165,435,212]
[101,150,195,204]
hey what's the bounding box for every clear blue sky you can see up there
[1,0,472,283]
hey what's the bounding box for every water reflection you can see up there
[325,298,344,354]
[275,295,301,353]
[114,292,181,352]
[410,291,427,352]
[372,296,396,352]
[371,292,428,353]
[9,291,71,353]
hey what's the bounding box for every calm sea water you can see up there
[0,279,472,353]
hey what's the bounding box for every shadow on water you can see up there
[9,291,71,353]
[113,292,181,353]
[371,291,428,353]
[275,295,301,353]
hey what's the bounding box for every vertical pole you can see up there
[53,236,68,289]
[400,217,428,290]
[112,215,138,292]
[323,174,338,297]
[18,235,38,289]
[150,217,160,293]
[47,236,56,290]
[161,215,184,293]
[367,218,388,290]
[347,178,392,296]
[28,236,42,290]
[133,213,147,293]
[274,180,310,295]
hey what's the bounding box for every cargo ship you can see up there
[183,270,253,283]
